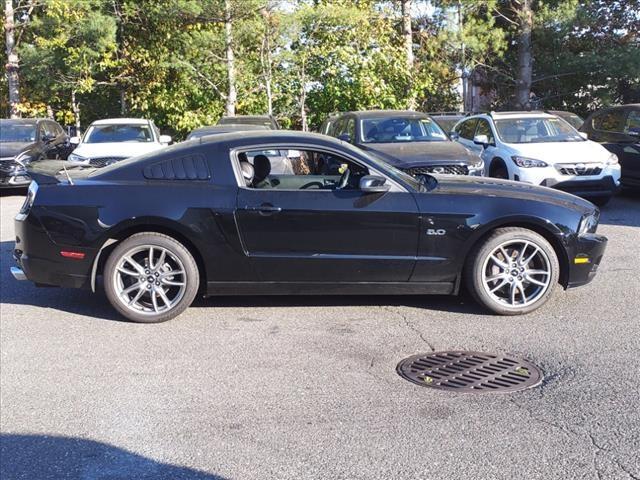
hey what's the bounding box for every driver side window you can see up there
[237,148,369,191]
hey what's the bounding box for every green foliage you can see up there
[2,0,637,135]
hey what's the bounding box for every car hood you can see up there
[358,141,478,168]
[505,140,611,164]
[0,142,33,158]
[431,173,595,214]
[72,142,164,159]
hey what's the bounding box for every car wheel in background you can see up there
[465,227,559,315]
[104,232,199,323]
[490,159,509,179]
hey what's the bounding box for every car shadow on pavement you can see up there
[599,188,640,227]
[0,434,225,480]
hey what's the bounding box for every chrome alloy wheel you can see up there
[481,239,552,309]
[112,245,187,316]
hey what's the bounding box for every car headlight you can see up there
[511,156,548,168]
[606,152,618,165]
[471,158,484,168]
[68,153,87,162]
[578,210,600,235]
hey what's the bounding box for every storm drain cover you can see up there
[397,351,543,393]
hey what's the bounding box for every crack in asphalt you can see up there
[382,305,436,352]
[508,397,638,480]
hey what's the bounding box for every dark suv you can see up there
[0,118,69,188]
[324,110,484,177]
[581,104,640,187]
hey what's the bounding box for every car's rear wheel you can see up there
[466,228,559,315]
[104,233,199,323]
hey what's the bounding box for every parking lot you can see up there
[0,188,639,479]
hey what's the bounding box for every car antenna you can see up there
[61,164,74,185]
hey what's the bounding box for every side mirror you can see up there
[449,131,460,140]
[337,133,352,143]
[473,134,489,147]
[360,175,390,193]
[69,136,80,145]
[578,132,588,140]
[159,134,172,144]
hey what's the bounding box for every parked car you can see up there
[217,115,279,129]
[13,131,606,323]
[187,124,269,140]
[429,112,466,134]
[547,110,584,130]
[318,113,340,135]
[67,118,171,167]
[0,118,69,188]
[452,111,621,206]
[326,110,484,177]
[580,104,640,188]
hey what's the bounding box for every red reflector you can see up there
[60,251,85,260]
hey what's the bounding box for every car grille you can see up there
[406,165,469,176]
[0,159,22,173]
[88,157,127,168]
[557,164,602,176]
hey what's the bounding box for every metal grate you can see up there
[557,164,602,176]
[396,351,542,393]
[406,165,469,176]
[88,156,126,168]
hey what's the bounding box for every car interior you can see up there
[238,149,369,191]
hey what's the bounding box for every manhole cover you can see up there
[397,351,542,393]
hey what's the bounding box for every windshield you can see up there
[0,122,37,143]
[361,117,448,144]
[495,117,584,143]
[83,124,154,143]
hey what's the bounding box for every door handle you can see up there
[245,204,282,215]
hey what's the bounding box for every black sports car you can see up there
[12,131,606,323]
[325,110,484,177]
[0,118,69,188]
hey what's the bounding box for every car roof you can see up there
[192,124,269,133]
[90,118,151,125]
[0,118,48,124]
[338,110,432,119]
[488,111,555,119]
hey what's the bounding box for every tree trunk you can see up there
[224,0,237,117]
[120,89,127,115]
[401,0,415,110]
[515,0,533,109]
[260,8,273,116]
[71,90,81,133]
[4,0,20,118]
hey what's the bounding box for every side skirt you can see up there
[205,281,454,296]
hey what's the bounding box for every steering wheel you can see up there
[300,181,324,189]
[337,168,351,190]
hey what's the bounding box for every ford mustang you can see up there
[11,131,607,323]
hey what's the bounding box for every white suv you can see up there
[452,112,621,206]
[68,118,171,167]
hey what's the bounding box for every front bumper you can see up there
[516,163,621,198]
[566,233,607,288]
[0,169,31,188]
[541,176,620,198]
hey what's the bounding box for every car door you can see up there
[234,144,420,282]
[620,109,640,183]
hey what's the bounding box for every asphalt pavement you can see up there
[1,188,639,480]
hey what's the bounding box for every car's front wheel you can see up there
[104,233,199,323]
[466,228,559,315]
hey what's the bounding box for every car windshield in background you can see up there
[558,113,583,130]
[0,123,37,143]
[495,117,584,144]
[360,117,448,143]
[84,124,153,143]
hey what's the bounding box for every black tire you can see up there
[465,227,559,315]
[588,196,612,207]
[490,159,509,179]
[104,232,199,323]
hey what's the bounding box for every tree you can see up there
[514,0,533,108]
[400,0,415,109]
